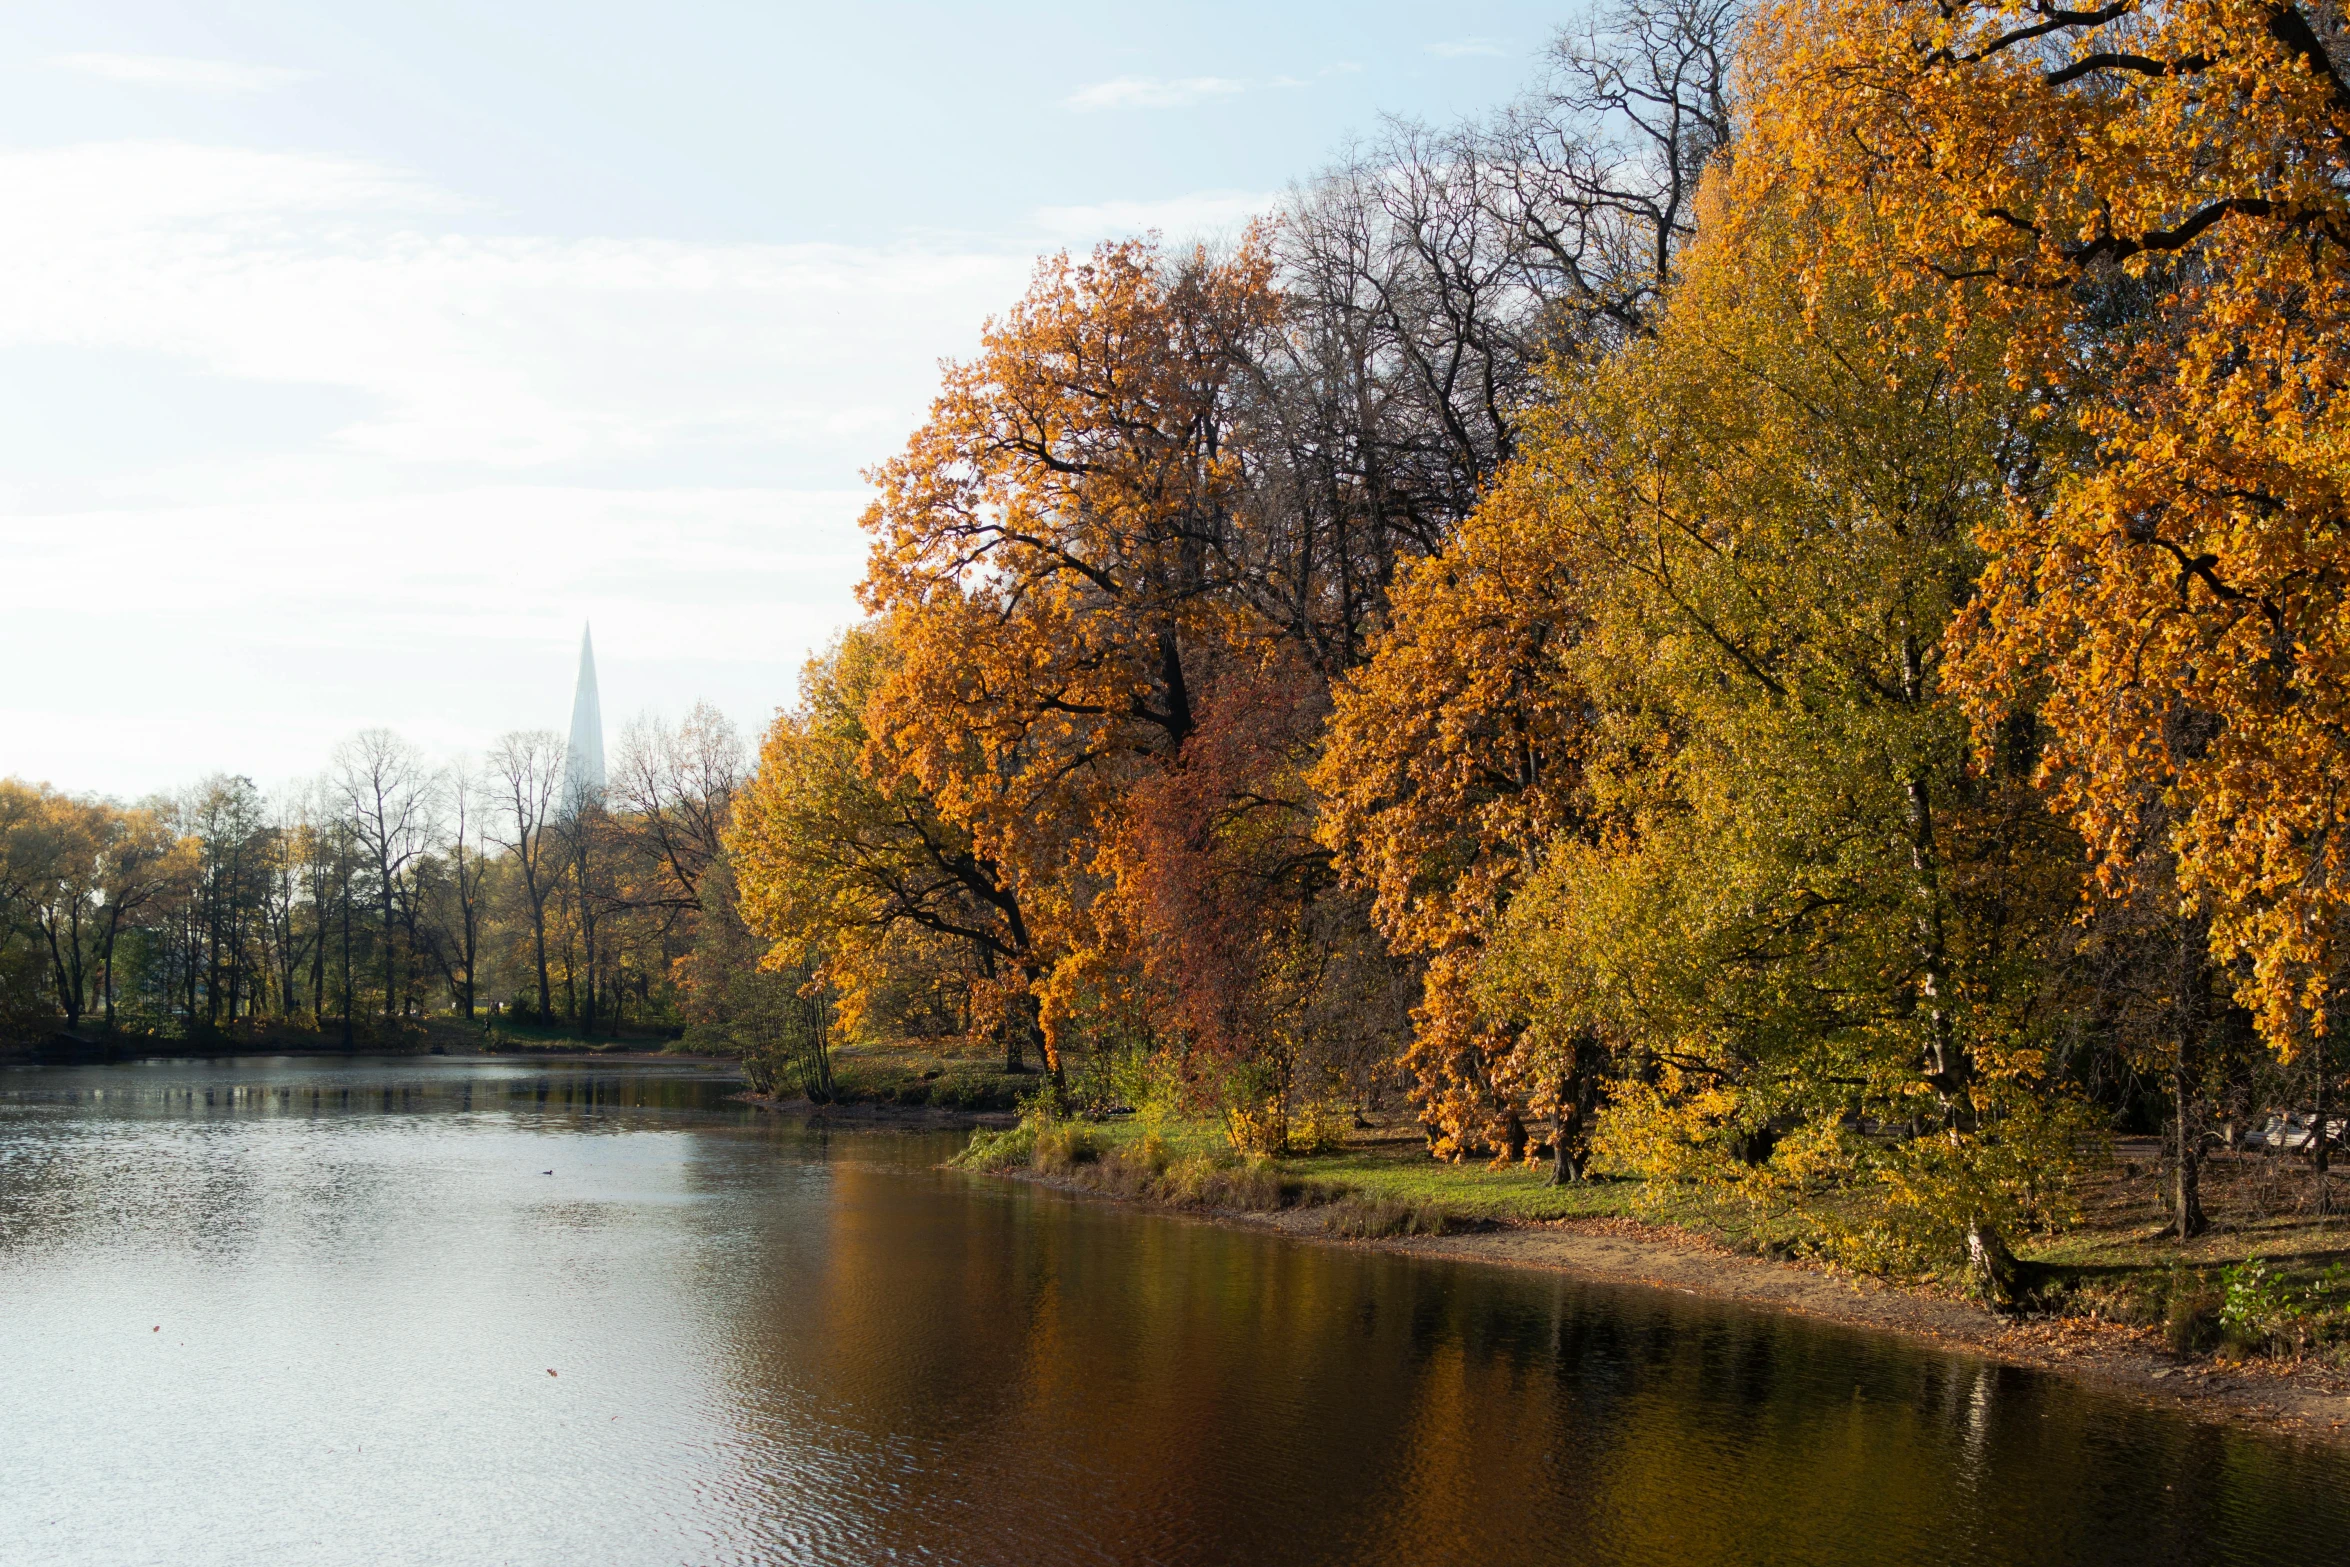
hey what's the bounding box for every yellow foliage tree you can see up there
[1744,0,2350,1053]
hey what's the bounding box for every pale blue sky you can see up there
[0,3,1569,797]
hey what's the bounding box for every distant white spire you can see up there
[563,623,606,815]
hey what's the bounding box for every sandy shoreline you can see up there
[994,1166,2350,1451]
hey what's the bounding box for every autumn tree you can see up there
[1749,0,2350,1064]
[731,623,1041,1072]
[1116,651,1415,1150]
[1311,469,1598,1163]
[857,237,1285,1087]
[23,792,102,1031]
[89,803,189,1032]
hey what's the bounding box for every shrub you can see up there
[1288,1096,1354,1156]
[1120,1133,1173,1179]
[928,1074,986,1110]
[2217,1258,2350,1359]
[2164,1271,2223,1356]
[1323,1196,1452,1238]
[955,1122,1036,1172]
[1148,1153,1313,1211]
[1032,1121,1103,1173]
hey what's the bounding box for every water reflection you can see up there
[2,1057,2343,1567]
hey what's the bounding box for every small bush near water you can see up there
[1032,1121,1103,1173]
[2034,1258,2350,1365]
[1322,1196,1453,1238]
[957,1120,1038,1172]
[2215,1258,2350,1361]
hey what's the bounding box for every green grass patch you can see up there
[955,1113,1656,1229]
[1286,1142,1640,1225]
[796,1041,1033,1111]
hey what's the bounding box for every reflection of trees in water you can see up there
[712,1169,2345,1567]
[2,1061,746,1128]
[9,1072,2346,1563]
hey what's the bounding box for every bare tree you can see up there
[489,729,564,1020]
[1247,0,1744,675]
[334,730,439,1022]
[424,759,492,1020]
[611,702,745,914]
[1493,0,1740,342]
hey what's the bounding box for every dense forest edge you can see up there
[10,0,2350,1393]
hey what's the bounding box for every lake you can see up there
[3,1056,2344,1566]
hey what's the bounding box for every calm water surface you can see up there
[4,1056,2346,1567]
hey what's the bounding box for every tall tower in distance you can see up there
[562,622,607,816]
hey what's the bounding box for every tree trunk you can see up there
[981,947,1024,1072]
[381,880,398,1022]
[800,989,837,1103]
[581,912,598,1036]
[2171,914,2209,1239]
[310,894,325,1023]
[531,885,552,1020]
[45,922,83,1030]
[1550,1074,1582,1186]
[339,871,354,1049]
[460,900,477,1023]
[1011,985,1058,1104]
[2313,1049,2333,1217]
[2173,1064,2208,1240]
[1967,1217,2021,1306]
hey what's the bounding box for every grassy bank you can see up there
[957,1112,1647,1239]
[959,1111,2350,1375]
[769,1040,1035,1112]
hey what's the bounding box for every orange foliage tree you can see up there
[1311,474,1595,1161]
[856,237,1286,1089]
[1745,0,2350,1052]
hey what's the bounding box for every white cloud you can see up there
[1427,38,1508,59]
[1066,75,1249,112]
[0,140,1305,793]
[0,140,1056,792]
[55,53,312,93]
[0,141,1030,472]
[0,141,454,233]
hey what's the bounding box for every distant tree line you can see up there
[0,704,781,1052]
